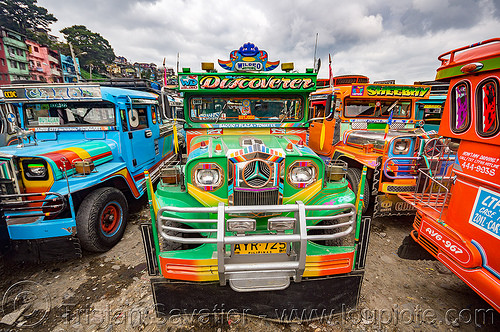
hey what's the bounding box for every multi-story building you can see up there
[47,49,62,82]
[60,54,80,83]
[26,39,49,82]
[1,27,30,82]
[0,34,9,84]
[25,39,63,83]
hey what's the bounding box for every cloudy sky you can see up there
[38,0,500,84]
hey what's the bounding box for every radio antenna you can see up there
[313,33,319,72]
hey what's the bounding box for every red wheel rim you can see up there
[101,203,121,235]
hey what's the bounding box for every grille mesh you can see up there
[234,189,278,206]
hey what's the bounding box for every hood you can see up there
[345,129,428,150]
[188,134,314,161]
[0,140,113,178]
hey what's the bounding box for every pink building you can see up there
[25,40,62,82]
[0,36,9,85]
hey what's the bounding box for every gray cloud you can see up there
[38,0,500,83]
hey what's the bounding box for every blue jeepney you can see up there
[0,83,177,261]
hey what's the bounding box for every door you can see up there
[126,105,156,170]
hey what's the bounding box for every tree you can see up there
[60,25,115,73]
[0,0,56,35]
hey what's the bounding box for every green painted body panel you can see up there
[435,56,500,80]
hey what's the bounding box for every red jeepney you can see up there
[398,39,500,312]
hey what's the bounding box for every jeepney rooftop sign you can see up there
[218,42,280,72]
[179,74,316,91]
[351,84,431,99]
[0,85,102,102]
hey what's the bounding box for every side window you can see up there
[477,78,499,137]
[120,109,128,131]
[450,81,471,134]
[130,107,148,130]
[152,105,160,124]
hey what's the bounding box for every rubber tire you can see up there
[309,216,351,247]
[397,235,437,261]
[76,187,128,252]
[345,167,370,214]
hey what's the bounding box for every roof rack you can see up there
[97,78,162,93]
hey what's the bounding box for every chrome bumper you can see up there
[156,201,356,292]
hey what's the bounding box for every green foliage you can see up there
[0,0,57,35]
[81,68,108,81]
[60,25,116,73]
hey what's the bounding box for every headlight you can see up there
[291,167,314,183]
[196,169,219,185]
[192,163,223,190]
[288,161,318,188]
[22,159,49,180]
[392,138,412,155]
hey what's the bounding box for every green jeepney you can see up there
[141,43,371,320]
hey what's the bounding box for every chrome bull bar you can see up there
[156,201,356,290]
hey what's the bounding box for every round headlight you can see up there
[28,165,47,177]
[393,139,410,154]
[196,169,220,185]
[290,166,314,183]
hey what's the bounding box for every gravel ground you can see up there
[0,198,498,331]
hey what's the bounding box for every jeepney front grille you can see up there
[0,158,20,196]
[418,234,439,256]
[386,185,416,192]
[233,189,279,206]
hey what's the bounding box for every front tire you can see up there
[76,187,128,252]
[346,167,370,214]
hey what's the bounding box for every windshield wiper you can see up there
[384,99,400,115]
[215,102,228,124]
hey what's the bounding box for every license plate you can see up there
[233,242,287,255]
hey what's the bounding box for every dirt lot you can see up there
[0,198,498,332]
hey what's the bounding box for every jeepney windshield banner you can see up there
[24,101,116,127]
[344,98,412,118]
[350,84,431,99]
[0,86,102,102]
[189,96,303,122]
[179,75,316,91]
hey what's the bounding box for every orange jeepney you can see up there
[398,38,500,312]
[308,81,436,216]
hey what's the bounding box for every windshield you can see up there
[189,96,303,122]
[344,98,412,118]
[24,101,116,127]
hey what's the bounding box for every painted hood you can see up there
[0,140,114,179]
[188,134,315,160]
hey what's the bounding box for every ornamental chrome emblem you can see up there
[243,159,271,188]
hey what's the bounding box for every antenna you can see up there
[176,53,180,74]
[313,33,319,71]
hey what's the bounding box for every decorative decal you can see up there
[179,75,199,90]
[420,220,471,264]
[218,42,279,72]
[0,85,102,102]
[351,85,365,96]
[366,85,430,98]
[478,80,499,137]
[198,75,314,90]
[469,187,500,240]
[456,84,468,130]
